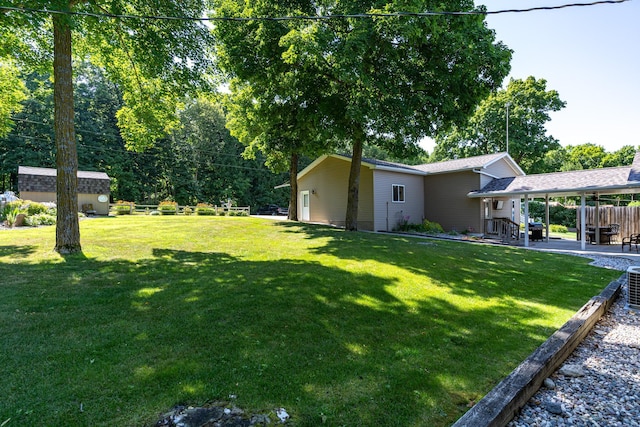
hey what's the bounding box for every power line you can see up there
[0,1,630,23]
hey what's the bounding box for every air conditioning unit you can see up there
[626,266,640,309]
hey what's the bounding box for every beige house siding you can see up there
[424,171,483,233]
[373,170,424,231]
[479,173,494,189]
[480,157,524,226]
[484,158,521,177]
[297,157,374,230]
[488,197,521,224]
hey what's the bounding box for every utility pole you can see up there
[505,101,511,154]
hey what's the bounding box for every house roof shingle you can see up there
[469,165,640,198]
[413,152,519,174]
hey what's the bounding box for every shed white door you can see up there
[301,191,310,221]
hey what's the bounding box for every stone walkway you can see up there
[508,255,640,427]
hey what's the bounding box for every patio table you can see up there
[587,226,611,244]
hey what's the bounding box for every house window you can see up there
[392,184,405,203]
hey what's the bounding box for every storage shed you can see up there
[18,166,111,215]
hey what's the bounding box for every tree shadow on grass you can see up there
[0,244,38,258]
[276,222,618,312]
[0,231,618,427]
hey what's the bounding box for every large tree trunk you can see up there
[345,136,363,231]
[288,151,298,221]
[53,14,81,254]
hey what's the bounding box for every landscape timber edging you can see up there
[452,275,624,427]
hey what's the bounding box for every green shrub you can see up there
[158,201,177,215]
[183,206,193,216]
[528,201,577,228]
[2,201,23,220]
[422,219,445,234]
[195,203,216,216]
[4,207,20,227]
[550,224,568,233]
[394,217,445,234]
[25,201,49,216]
[24,213,56,227]
[629,201,640,207]
[112,201,134,215]
[235,210,248,217]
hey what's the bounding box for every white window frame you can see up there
[392,184,405,203]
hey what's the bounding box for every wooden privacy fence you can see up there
[577,206,640,239]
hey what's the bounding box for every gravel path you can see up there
[508,256,640,427]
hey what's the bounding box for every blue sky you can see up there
[422,0,639,154]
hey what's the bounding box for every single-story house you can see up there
[297,152,524,234]
[18,166,111,215]
[297,151,640,249]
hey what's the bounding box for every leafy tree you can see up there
[362,143,429,166]
[0,1,212,253]
[0,60,27,137]
[168,97,291,208]
[213,4,334,221]
[566,143,607,170]
[213,0,511,229]
[0,72,56,190]
[601,145,636,168]
[545,144,637,173]
[0,68,290,209]
[433,76,565,173]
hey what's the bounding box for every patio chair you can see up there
[621,233,640,252]
[603,223,620,244]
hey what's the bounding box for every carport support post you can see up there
[524,194,530,247]
[595,193,601,245]
[545,194,550,242]
[580,194,586,250]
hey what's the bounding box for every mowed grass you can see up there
[0,216,621,426]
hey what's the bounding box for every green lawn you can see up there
[0,216,620,426]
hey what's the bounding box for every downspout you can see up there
[386,201,389,232]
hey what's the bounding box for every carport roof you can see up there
[469,153,640,198]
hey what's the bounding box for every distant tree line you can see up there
[0,64,293,210]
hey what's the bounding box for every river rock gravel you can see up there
[508,255,640,427]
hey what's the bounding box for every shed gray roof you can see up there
[18,166,111,195]
[18,166,110,180]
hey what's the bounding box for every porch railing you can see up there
[484,217,520,242]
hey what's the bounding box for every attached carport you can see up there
[468,153,640,249]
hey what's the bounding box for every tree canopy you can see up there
[432,76,565,173]
[542,143,637,172]
[0,61,27,137]
[0,65,290,210]
[213,0,512,229]
[0,0,213,253]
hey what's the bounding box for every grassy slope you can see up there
[0,216,621,426]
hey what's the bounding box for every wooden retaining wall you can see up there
[452,277,623,427]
